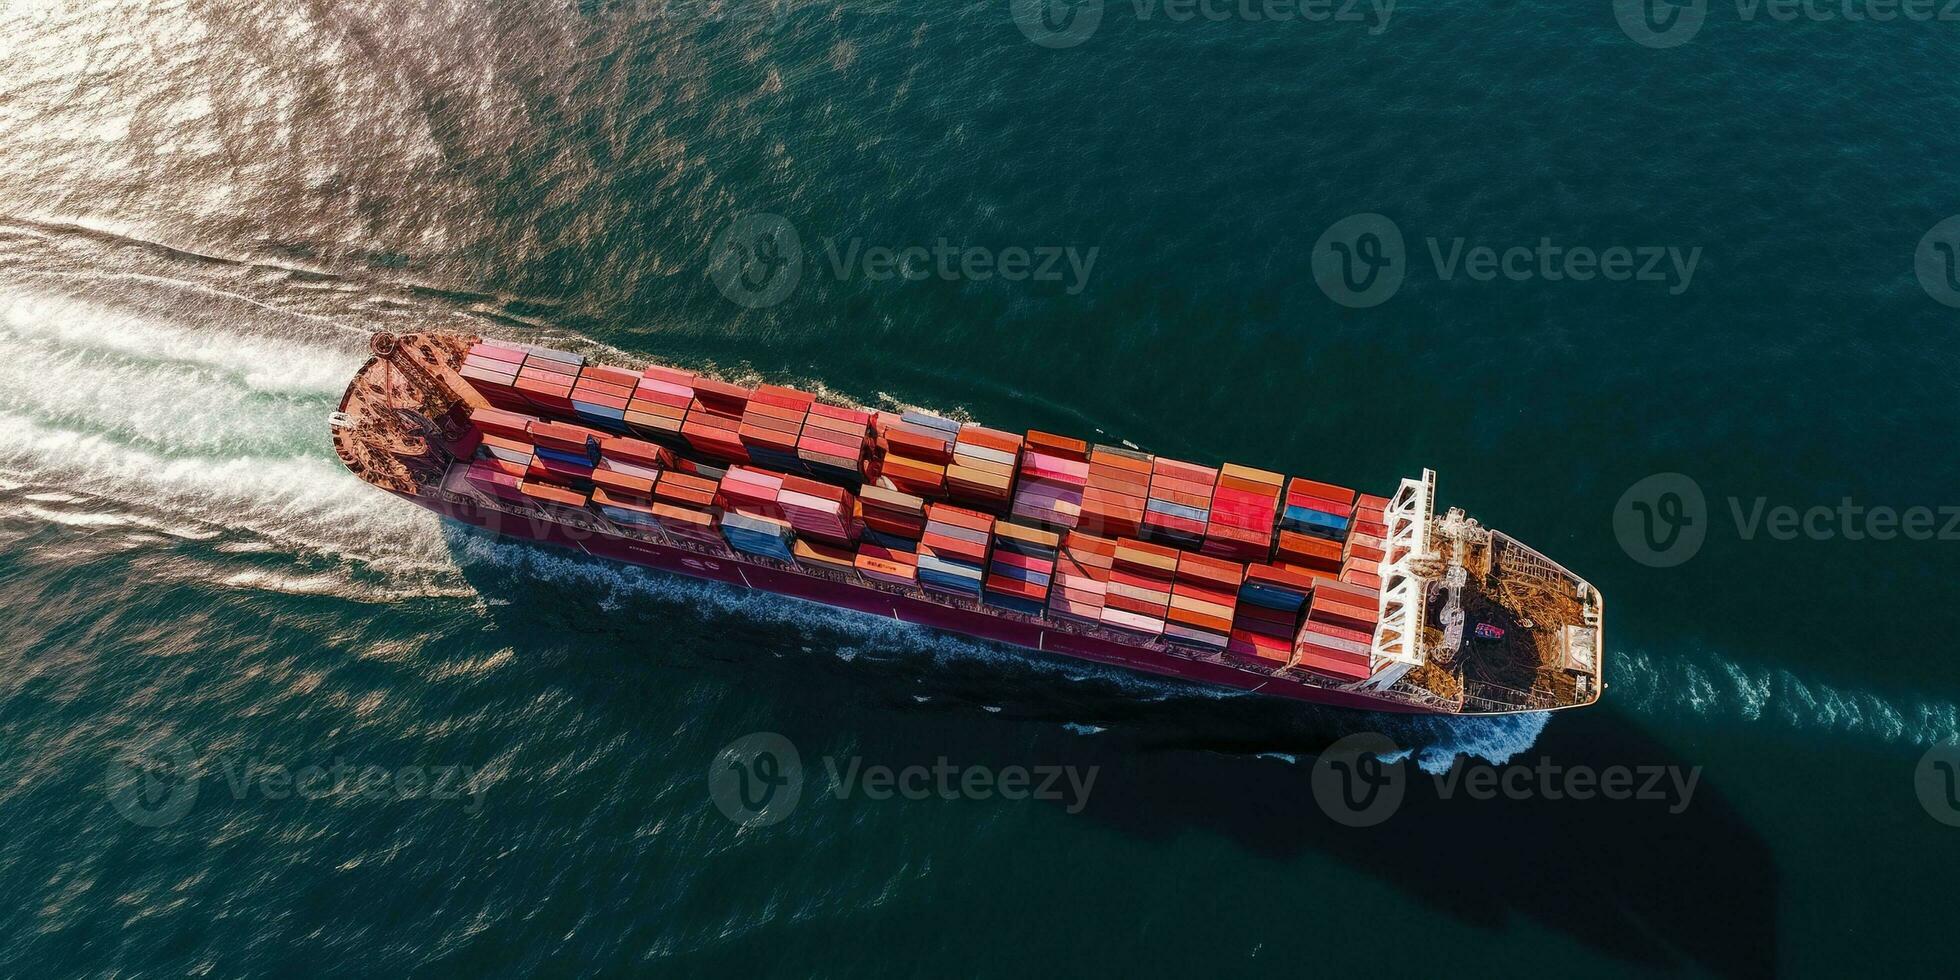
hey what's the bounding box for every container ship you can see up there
[333,332,1604,715]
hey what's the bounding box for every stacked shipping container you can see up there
[741,385,813,473]
[918,503,992,597]
[625,366,694,446]
[1009,431,1089,531]
[859,484,927,550]
[1081,446,1151,538]
[1229,563,1318,668]
[1294,579,1381,683]
[1049,532,1116,624]
[1105,538,1178,637]
[446,342,1411,687]
[983,522,1060,616]
[800,404,872,484]
[947,425,1023,510]
[681,378,752,464]
[877,411,959,498]
[1343,493,1389,590]
[1202,463,1283,563]
[1142,457,1215,549]
[1166,551,1241,651]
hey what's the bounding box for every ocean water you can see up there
[1,0,1957,976]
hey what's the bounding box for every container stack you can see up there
[858,484,928,550]
[1282,478,1355,541]
[1048,532,1116,624]
[468,406,540,443]
[791,537,859,577]
[465,455,529,504]
[721,510,796,562]
[476,432,535,472]
[588,436,669,531]
[876,411,958,498]
[715,466,796,561]
[983,522,1060,616]
[1274,477,1353,576]
[855,540,919,587]
[1010,431,1089,531]
[777,474,858,548]
[1202,463,1283,563]
[458,340,531,410]
[570,364,638,433]
[946,425,1023,511]
[799,403,872,485]
[597,436,671,480]
[1293,579,1380,684]
[513,345,584,416]
[1229,563,1317,668]
[1080,446,1151,539]
[1142,457,1216,549]
[717,466,785,521]
[625,366,695,448]
[740,385,813,473]
[1342,493,1390,590]
[917,503,992,598]
[1104,538,1178,637]
[1165,552,1243,651]
[518,479,589,520]
[649,471,724,549]
[526,420,602,486]
[680,378,752,464]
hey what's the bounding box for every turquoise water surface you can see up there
[1,1,1958,976]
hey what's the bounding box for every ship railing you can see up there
[1460,679,1564,713]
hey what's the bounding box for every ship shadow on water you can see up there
[443,526,1776,980]
[816,698,1776,980]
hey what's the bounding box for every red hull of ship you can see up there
[409,491,1424,714]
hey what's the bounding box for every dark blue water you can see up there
[2,1,1958,976]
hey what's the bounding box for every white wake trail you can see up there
[0,284,455,574]
[1613,648,1960,747]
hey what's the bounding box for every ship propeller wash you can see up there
[334,332,1604,714]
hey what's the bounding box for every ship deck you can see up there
[330,331,1604,716]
